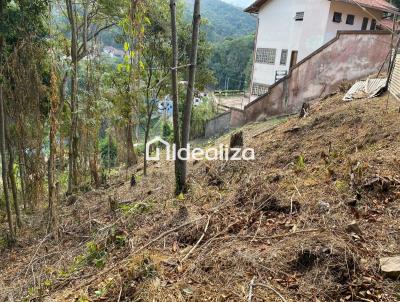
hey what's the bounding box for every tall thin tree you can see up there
[170,0,183,194]
[177,0,201,193]
[0,0,15,243]
[6,136,22,228]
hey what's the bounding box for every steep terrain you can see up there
[1,91,400,301]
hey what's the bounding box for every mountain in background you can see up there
[185,0,256,42]
[221,0,254,8]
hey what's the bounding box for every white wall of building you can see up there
[252,0,331,89]
[250,0,385,97]
[325,1,383,41]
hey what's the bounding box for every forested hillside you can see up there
[185,0,256,42]
[221,0,253,8]
[184,0,257,90]
[209,34,254,90]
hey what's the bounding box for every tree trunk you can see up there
[143,110,152,176]
[108,131,112,174]
[90,154,100,187]
[6,138,22,228]
[179,0,201,193]
[170,0,183,195]
[0,85,15,243]
[18,149,27,210]
[66,0,79,195]
[48,67,59,238]
[126,119,137,167]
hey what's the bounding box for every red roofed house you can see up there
[245,0,398,100]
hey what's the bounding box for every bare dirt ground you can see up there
[1,92,400,302]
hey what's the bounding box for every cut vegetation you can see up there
[1,91,399,301]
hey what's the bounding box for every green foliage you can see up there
[119,201,153,216]
[209,34,254,90]
[184,0,256,42]
[100,137,118,168]
[73,241,107,269]
[130,256,158,281]
[162,122,173,142]
[391,0,400,8]
[190,97,217,139]
[0,0,48,48]
[295,155,306,172]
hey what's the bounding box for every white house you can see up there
[245,0,398,99]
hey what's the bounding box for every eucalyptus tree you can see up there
[62,0,123,194]
[0,0,49,242]
[171,0,202,194]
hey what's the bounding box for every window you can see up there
[256,48,276,64]
[362,17,369,30]
[280,49,288,65]
[252,83,269,96]
[333,12,342,23]
[295,12,304,21]
[370,19,377,30]
[346,14,355,25]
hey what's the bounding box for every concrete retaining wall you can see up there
[205,111,231,138]
[204,31,392,137]
[205,108,245,138]
[244,31,392,122]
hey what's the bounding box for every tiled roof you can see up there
[378,18,399,29]
[244,0,398,13]
[351,0,398,12]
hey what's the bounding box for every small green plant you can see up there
[295,155,306,172]
[115,235,126,246]
[86,242,107,268]
[133,257,158,281]
[95,288,107,298]
[43,279,52,288]
[76,295,90,302]
[72,241,107,270]
[119,201,153,215]
[335,180,349,192]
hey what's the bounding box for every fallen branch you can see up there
[232,228,324,240]
[253,283,287,302]
[68,216,206,294]
[24,233,51,278]
[134,216,205,255]
[180,215,211,263]
[247,277,256,302]
[248,277,287,302]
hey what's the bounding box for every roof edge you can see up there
[244,0,399,14]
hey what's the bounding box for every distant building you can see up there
[103,46,125,58]
[245,0,398,100]
[158,96,174,117]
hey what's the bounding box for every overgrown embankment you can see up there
[1,92,400,302]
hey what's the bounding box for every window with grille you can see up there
[280,49,288,65]
[333,12,342,23]
[295,12,304,21]
[252,83,269,96]
[362,17,369,30]
[370,19,377,30]
[256,48,276,64]
[346,14,355,25]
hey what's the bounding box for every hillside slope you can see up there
[185,0,256,41]
[221,0,253,8]
[1,91,400,301]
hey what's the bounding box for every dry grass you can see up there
[1,92,400,302]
